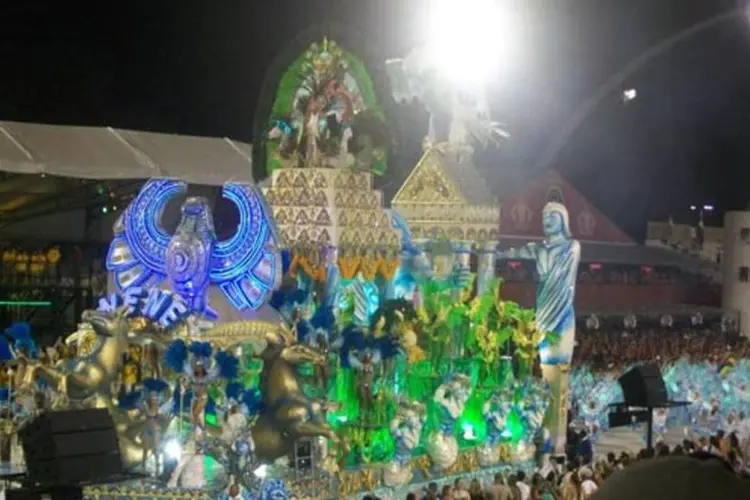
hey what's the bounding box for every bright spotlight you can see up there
[622,88,637,102]
[254,464,269,478]
[164,439,182,460]
[425,0,517,87]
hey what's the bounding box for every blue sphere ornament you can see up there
[106,179,281,317]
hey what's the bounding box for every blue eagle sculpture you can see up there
[106,179,281,318]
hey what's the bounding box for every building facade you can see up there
[722,211,750,335]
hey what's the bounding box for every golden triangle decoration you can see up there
[392,148,465,205]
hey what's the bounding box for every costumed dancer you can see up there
[294,302,336,395]
[497,202,581,455]
[352,349,378,415]
[478,392,512,466]
[119,378,172,475]
[0,387,20,463]
[426,373,471,470]
[339,325,400,420]
[164,340,239,438]
[220,382,263,487]
[0,322,39,464]
[4,323,37,390]
[119,345,142,399]
[652,408,668,444]
[686,383,703,436]
[708,397,723,435]
[526,382,552,456]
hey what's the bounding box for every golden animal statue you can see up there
[199,321,347,462]
[20,309,174,470]
[21,309,130,407]
[202,320,347,461]
[253,341,347,461]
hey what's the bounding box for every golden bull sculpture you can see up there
[20,312,344,469]
[207,320,347,462]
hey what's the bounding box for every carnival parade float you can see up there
[0,35,580,500]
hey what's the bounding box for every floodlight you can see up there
[425,0,517,87]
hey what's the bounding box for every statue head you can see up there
[179,196,215,234]
[542,202,572,239]
[82,309,128,339]
[280,343,326,366]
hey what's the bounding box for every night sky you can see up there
[1,0,749,240]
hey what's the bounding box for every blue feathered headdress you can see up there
[214,351,239,380]
[0,388,12,403]
[5,323,37,358]
[189,342,213,360]
[269,287,309,313]
[225,381,244,402]
[142,378,170,395]
[241,388,264,416]
[118,378,170,410]
[0,338,14,363]
[118,389,143,410]
[224,382,263,415]
[297,305,336,344]
[311,305,335,333]
[164,339,188,372]
[339,325,367,368]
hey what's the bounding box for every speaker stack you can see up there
[608,363,688,450]
[617,363,669,407]
[13,408,123,498]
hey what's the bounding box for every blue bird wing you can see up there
[106,179,187,290]
[210,182,282,311]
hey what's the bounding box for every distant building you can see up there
[645,220,723,266]
[492,170,720,316]
[722,211,750,335]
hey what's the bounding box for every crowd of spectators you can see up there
[378,432,750,500]
[571,327,750,373]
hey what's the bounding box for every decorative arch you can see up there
[252,24,394,182]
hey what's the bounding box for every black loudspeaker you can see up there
[19,409,123,486]
[617,363,668,407]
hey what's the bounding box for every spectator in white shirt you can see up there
[515,470,531,500]
[579,468,598,498]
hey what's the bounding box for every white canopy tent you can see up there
[0,121,255,185]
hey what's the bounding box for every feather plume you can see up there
[164,339,188,372]
[5,323,37,358]
[215,351,239,380]
[189,341,213,359]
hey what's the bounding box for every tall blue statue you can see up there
[498,201,581,454]
[107,179,281,319]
